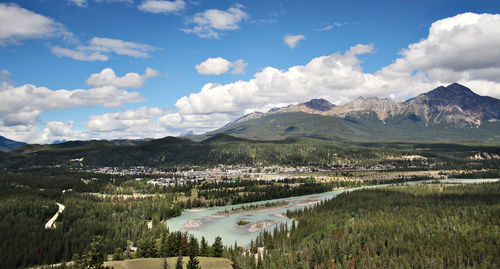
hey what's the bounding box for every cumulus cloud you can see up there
[86,67,158,88]
[138,0,185,14]
[82,107,172,141]
[183,4,250,39]
[85,107,164,132]
[40,120,92,143]
[0,3,73,45]
[195,57,248,75]
[381,12,500,92]
[230,59,248,74]
[176,44,383,116]
[0,124,48,144]
[8,12,500,143]
[283,34,305,49]
[45,121,76,137]
[169,12,500,135]
[52,37,157,61]
[158,111,234,132]
[0,81,144,127]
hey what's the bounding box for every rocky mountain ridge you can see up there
[230,83,499,129]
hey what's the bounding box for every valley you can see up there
[0,83,499,269]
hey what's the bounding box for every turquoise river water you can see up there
[166,178,499,247]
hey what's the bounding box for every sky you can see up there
[1,0,500,143]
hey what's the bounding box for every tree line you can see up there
[233,182,500,268]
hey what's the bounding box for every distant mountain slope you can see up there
[3,132,499,169]
[0,136,27,152]
[401,83,500,128]
[204,83,500,142]
[202,111,499,142]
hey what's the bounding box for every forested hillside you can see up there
[3,135,500,169]
[235,183,500,268]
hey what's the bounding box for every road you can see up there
[45,202,65,229]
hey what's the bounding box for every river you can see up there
[166,178,499,247]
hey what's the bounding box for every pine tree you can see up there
[175,251,183,269]
[167,232,178,257]
[73,236,109,269]
[181,232,188,256]
[158,231,168,258]
[186,252,200,269]
[187,235,199,257]
[200,237,208,256]
[230,249,241,269]
[257,252,263,269]
[212,236,223,257]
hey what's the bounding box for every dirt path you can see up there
[45,203,65,229]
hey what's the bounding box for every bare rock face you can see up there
[226,83,499,129]
[401,83,500,128]
[268,99,336,115]
[332,97,401,121]
[228,111,265,126]
[303,99,336,111]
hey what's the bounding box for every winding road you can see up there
[45,202,65,229]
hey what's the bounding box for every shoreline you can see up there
[248,221,276,233]
[183,219,203,229]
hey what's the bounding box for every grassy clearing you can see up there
[105,257,232,269]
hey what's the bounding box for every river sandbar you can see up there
[184,219,203,229]
[248,221,276,233]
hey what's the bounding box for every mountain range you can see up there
[0,136,27,152]
[1,82,499,158]
[199,83,500,141]
[1,83,499,168]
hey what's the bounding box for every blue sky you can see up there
[1,0,500,143]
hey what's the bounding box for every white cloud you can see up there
[45,121,76,137]
[68,0,88,7]
[195,57,231,75]
[317,22,346,31]
[317,25,333,31]
[176,44,380,116]
[81,107,173,141]
[86,67,158,88]
[7,12,500,144]
[169,12,500,135]
[69,0,134,7]
[0,81,144,127]
[230,59,248,74]
[183,4,250,39]
[41,120,91,143]
[0,3,72,45]
[138,0,185,14]
[0,124,45,144]
[382,12,500,85]
[0,69,10,81]
[89,37,157,58]
[283,34,305,49]
[52,37,157,61]
[158,111,233,131]
[52,46,109,61]
[85,107,164,132]
[195,57,248,75]
[95,0,134,2]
